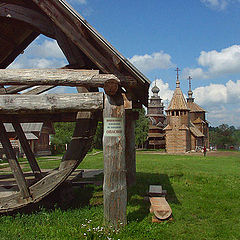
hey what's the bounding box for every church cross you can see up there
[188,76,192,91]
[175,67,181,81]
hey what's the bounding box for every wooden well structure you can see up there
[0,0,150,226]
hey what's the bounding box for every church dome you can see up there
[152,85,160,94]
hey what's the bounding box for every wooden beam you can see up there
[103,92,127,228]
[0,4,55,38]
[12,121,43,180]
[0,121,30,198]
[0,32,39,69]
[0,92,103,114]
[0,112,79,123]
[0,69,123,87]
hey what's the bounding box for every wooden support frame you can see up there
[103,92,127,228]
[12,121,43,180]
[0,121,30,199]
[0,92,103,114]
[0,4,55,38]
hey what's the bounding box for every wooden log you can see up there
[0,122,30,199]
[103,79,119,96]
[0,93,103,114]
[103,92,127,228]
[12,121,43,180]
[0,69,122,87]
[125,111,136,187]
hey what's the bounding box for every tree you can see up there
[209,124,238,149]
[135,108,149,149]
[51,122,75,153]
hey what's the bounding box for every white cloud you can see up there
[193,80,240,126]
[201,0,228,10]
[184,45,240,79]
[28,40,65,59]
[129,51,174,73]
[9,39,67,69]
[69,0,87,4]
[148,78,240,126]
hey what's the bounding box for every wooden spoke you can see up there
[12,121,43,180]
[0,121,30,199]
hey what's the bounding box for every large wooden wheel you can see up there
[0,85,99,213]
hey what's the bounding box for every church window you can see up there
[176,111,179,116]
[172,111,174,116]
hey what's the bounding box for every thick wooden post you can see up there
[103,92,127,228]
[125,111,136,187]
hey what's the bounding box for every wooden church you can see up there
[164,70,209,153]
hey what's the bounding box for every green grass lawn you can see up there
[0,151,240,239]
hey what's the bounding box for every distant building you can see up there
[146,82,166,149]
[0,122,54,157]
[164,70,209,153]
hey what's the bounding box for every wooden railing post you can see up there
[103,92,127,228]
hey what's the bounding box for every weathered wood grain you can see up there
[0,122,30,199]
[12,121,43,180]
[0,93,103,114]
[103,93,127,228]
[0,69,122,87]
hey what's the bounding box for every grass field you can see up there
[0,151,240,240]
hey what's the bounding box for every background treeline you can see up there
[209,124,240,150]
[51,108,149,153]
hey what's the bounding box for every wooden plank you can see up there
[103,92,127,228]
[0,69,122,87]
[12,121,43,180]
[0,113,78,123]
[125,111,136,187]
[149,197,172,220]
[0,92,103,114]
[0,121,30,199]
[23,86,55,95]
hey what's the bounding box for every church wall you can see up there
[165,129,189,153]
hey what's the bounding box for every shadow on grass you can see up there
[127,172,180,222]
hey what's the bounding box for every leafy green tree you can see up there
[209,124,238,149]
[135,108,149,149]
[51,122,75,153]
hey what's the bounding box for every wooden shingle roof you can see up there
[187,101,206,112]
[167,86,189,111]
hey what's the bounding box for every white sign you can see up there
[104,117,124,137]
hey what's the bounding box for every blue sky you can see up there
[10,0,240,127]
